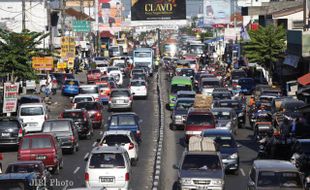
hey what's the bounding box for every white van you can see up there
[18,103,48,133]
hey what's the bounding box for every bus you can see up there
[133,48,154,76]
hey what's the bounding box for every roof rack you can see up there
[188,136,217,152]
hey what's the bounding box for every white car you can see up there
[129,80,147,98]
[96,63,109,74]
[79,85,100,102]
[98,130,139,166]
[71,95,95,108]
[18,103,48,133]
[108,70,123,86]
[85,146,131,190]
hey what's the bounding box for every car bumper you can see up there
[109,103,132,109]
[0,138,20,145]
[86,182,129,190]
[180,184,224,190]
[222,158,239,170]
[133,91,147,97]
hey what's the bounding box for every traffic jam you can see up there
[0,33,310,190]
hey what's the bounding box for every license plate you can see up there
[27,123,37,127]
[198,187,208,190]
[36,155,46,160]
[1,133,10,137]
[100,177,114,183]
[116,100,123,104]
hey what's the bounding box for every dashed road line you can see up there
[73,166,80,174]
[240,168,246,176]
[84,152,89,160]
[92,141,97,147]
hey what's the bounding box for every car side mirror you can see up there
[173,164,179,170]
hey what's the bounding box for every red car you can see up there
[87,69,101,84]
[76,101,104,129]
[184,108,216,142]
[17,133,63,174]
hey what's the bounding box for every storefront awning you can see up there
[283,54,300,68]
[298,73,310,86]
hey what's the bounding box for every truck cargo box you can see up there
[194,94,213,109]
[188,136,217,152]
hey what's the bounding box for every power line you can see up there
[0,7,22,14]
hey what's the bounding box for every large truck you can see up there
[133,48,154,76]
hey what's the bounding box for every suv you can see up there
[184,108,216,142]
[248,160,304,190]
[214,100,245,128]
[79,85,99,102]
[171,98,195,130]
[0,117,24,146]
[17,133,63,174]
[175,137,225,190]
[85,146,131,189]
[211,108,238,134]
[0,173,46,190]
[42,119,79,154]
[108,89,133,111]
[98,130,139,166]
[71,95,95,109]
[18,103,48,133]
[60,109,93,139]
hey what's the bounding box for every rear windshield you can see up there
[212,93,232,100]
[43,121,71,132]
[175,100,194,110]
[218,102,241,110]
[74,97,93,103]
[186,114,214,126]
[0,121,20,129]
[19,97,40,104]
[62,112,84,119]
[6,164,42,173]
[20,107,44,116]
[202,81,220,88]
[21,137,52,149]
[110,115,136,126]
[171,84,192,94]
[177,94,195,99]
[97,64,108,67]
[232,71,246,79]
[111,90,130,97]
[89,153,125,168]
[76,102,98,110]
[203,135,236,148]
[102,135,131,145]
[212,111,231,120]
[88,70,101,74]
[64,80,78,85]
[258,171,302,188]
[131,81,146,86]
[182,154,221,170]
[80,86,98,94]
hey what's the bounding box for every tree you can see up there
[0,29,48,82]
[243,25,286,74]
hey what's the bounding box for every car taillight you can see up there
[125,172,129,181]
[85,173,89,181]
[129,143,134,150]
[18,128,23,138]
[95,112,101,120]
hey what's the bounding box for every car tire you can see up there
[52,163,60,175]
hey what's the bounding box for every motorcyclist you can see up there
[249,95,255,107]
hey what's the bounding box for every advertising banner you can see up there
[65,0,94,7]
[203,0,231,26]
[131,0,186,21]
[61,37,76,58]
[32,57,54,70]
[303,31,310,57]
[3,83,19,113]
[98,0,124,34]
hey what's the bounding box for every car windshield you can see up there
[203,135,236,148]
[181,154,221,170]
[110,115,136,126]
[62,112,83,119]
[64,80,78,85]
[132,74,146,80]
[102,135,131,146]
[43,121,70,132]
[76,102,97,110]
[20,107,43,116]
[257,171,302,188]
[131,81,146,86]
[80,87,98,94]
[111,90,130,97]
[171,84,192,94]
[175,100,194,110]
[74,97,93,103]
[0,121,20,129]
[89,153,125,168]
[108,67,118,72]
[19,97,40,104]
[177,94,195,99]
[186,115,214,126]
[212,111,231,120]
[6,164,41,174]
[239,79,254,85]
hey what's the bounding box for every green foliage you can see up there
[243,25,286,73]
[0,29,48,82]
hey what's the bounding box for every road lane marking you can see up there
[84,153,89,160]
[73,167,80,174]
[92,141,97,147]
[240,168,246,176]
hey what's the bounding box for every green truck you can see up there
[168,76,193,110]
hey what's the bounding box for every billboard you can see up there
[131,0,186,21]
[203,0,231,26]
[98,0,124,34]
[3,83,19,113]
[32,57,54,71]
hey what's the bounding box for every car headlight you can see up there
[213,179,224,185]
[181,178,192,185]
[229,153,238,159]
[175,115,182,119]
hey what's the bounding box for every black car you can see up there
[0,117,24,147]
[60,109,93,139]
[5,161,52,189]
[42,119,79,154]
[201,129,240,174]
[0,172,46,190]
[171,98,195,130]
[214,99,245,128]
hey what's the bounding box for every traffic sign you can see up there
[73,20,91,32]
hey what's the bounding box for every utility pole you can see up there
[22,0,26,31]
[61,0,66,36]
[47,1,53,51]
